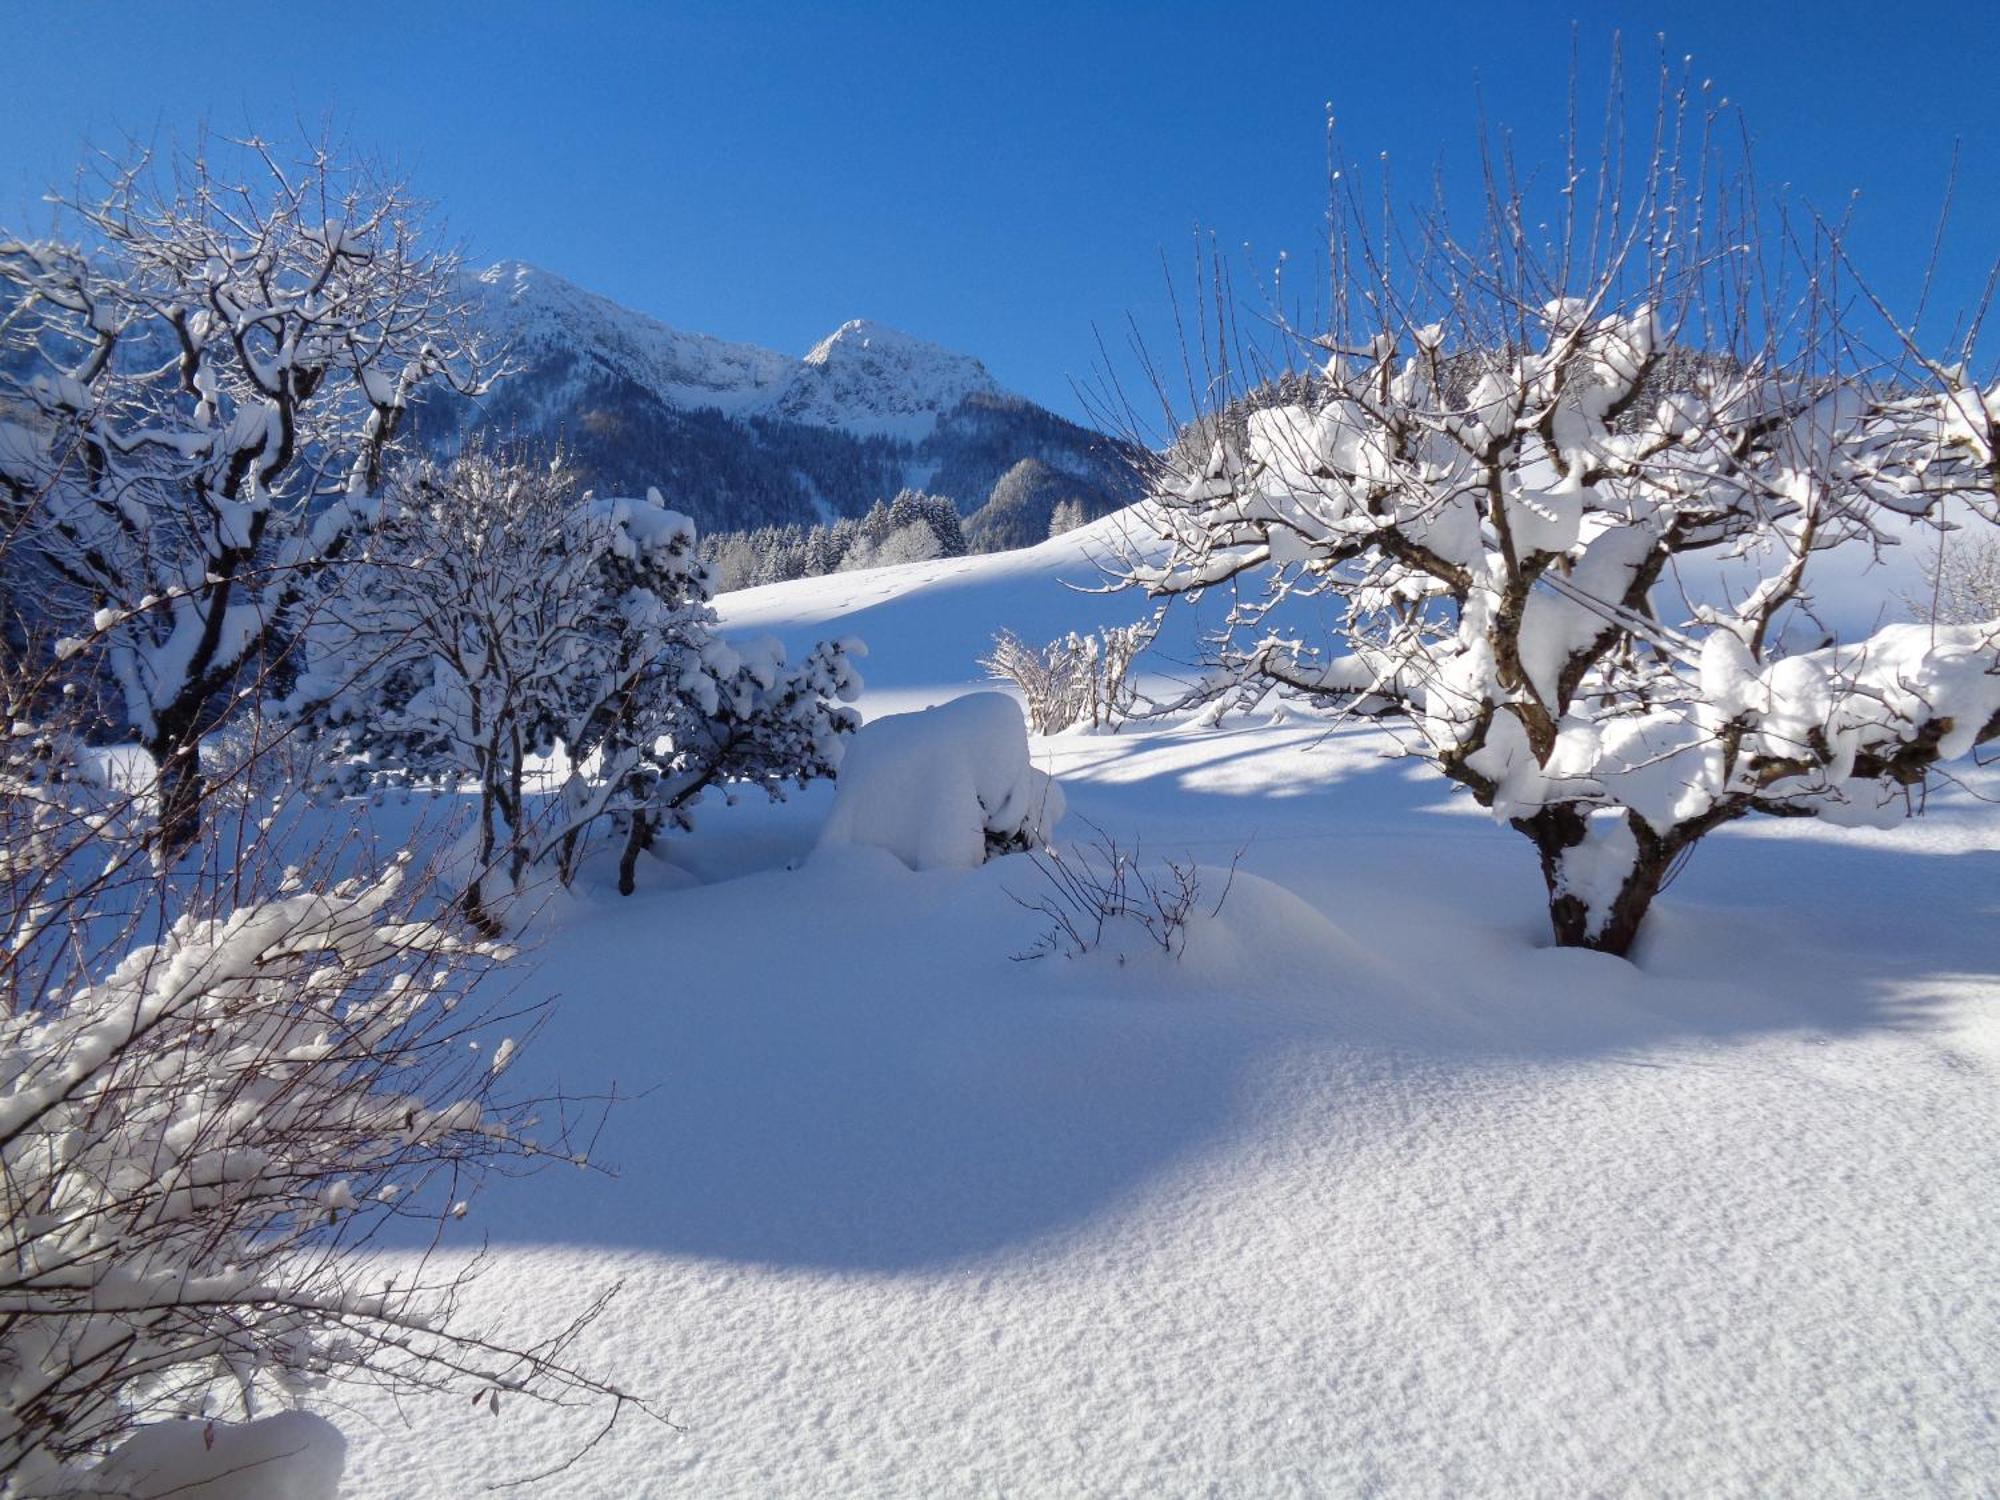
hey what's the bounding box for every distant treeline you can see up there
[700,457,1120,590]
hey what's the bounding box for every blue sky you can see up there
[4,2,1995,421]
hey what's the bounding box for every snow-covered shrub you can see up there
[608,634,862,894]
[982,620,1155,734]
[1126,78,2000,956]
[816,693,1063,870]
[291,450,859,922]
[0,847,639,1494]
[1015,828,1235,962]
[0,138,486,853]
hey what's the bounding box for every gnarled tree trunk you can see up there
[1513,804,1677,958]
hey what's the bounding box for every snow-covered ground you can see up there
[336,520,1999,1498]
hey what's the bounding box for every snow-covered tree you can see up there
[1908,529,2000,626]
[609,635,861,894]
[287,452,693,927]
[291,451,860,923]
[0,138,485,853]
[886,488,967,557]
[1048,497,1088,538]
[1127,81,2000,955]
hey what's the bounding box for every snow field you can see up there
[328,523,1998,1495]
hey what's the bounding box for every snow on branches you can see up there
[0,138,487,851]
[1128,84,2000,955]
[289,450,860,925]
[0,852,628,1493]
[0,430,650,1492]
[982,621,1154,735]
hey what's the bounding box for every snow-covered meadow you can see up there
[327,519,2000,1497]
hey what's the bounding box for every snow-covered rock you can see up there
[815,692,1063,869]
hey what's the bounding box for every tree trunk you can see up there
[460,876,503,940]
[1512,803,1675,959]
[148,731,206,860]
[616,813,655,897]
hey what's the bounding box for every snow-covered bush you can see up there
[816,693,1063,870]
[0,826,641,1494]
[0,138,486,853]
[291,450,859,922]
[608,634,862,894]
[982,620,1154,734]
[1127,80,2000,955]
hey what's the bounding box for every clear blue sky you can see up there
[4,2,1995,421]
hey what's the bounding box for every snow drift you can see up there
[816,692,1064,869]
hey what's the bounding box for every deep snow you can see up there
[332,517,1998,1497]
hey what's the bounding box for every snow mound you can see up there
[816,693,1063,869]
[92,1412,344,1499]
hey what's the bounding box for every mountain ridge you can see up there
[418,261,1140,537]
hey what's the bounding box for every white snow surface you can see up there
[97,1413,344,1499]
[328,518,1998,1498]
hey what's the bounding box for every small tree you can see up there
[0,138,486,853]
[293,451,860,923]
[1048,497,1088,538]
[288,452,698,928]
[609,635,861,894]
[1125,68,2000,955]
[1908,529,2000,625]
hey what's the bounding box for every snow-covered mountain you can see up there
[777,318,999,440]
[417,261,1138,535]
[465,260,798,420]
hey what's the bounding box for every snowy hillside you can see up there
[333,527,2000,1499]
[419,262,1138,534]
